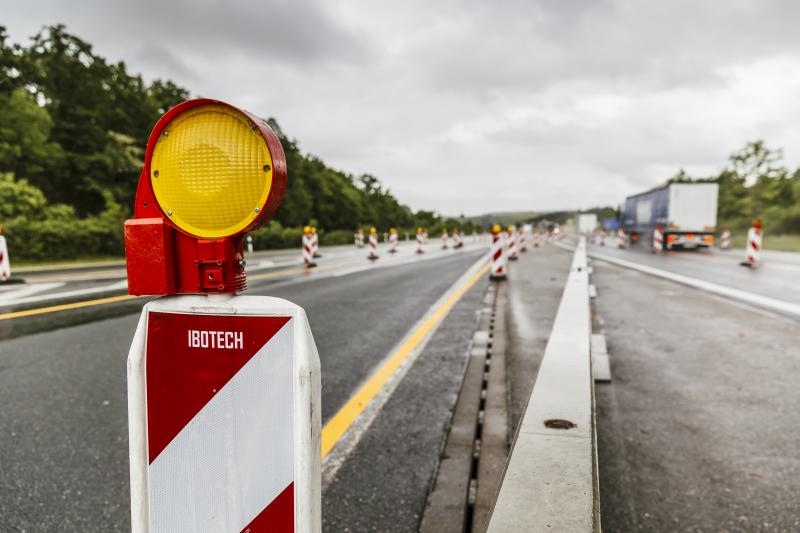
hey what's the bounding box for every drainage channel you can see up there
[420,282,509,533]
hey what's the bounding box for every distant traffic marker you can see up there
[368,227,380,261]
[0,224,10,282]
[303,226,318,268]
[490,224,508,281]
[506,225,518,261]
[741,220,763,268]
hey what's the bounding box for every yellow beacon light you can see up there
[150,103,275,238]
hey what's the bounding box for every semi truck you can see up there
[621,183,719,250]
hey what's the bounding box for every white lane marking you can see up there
[557,241,800,319]
[0,282,66,304]
[1,279,129,306]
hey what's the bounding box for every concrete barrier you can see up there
[487,237,600,532]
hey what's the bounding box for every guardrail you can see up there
[487,237,600,531]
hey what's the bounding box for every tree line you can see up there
[0,25,473,262]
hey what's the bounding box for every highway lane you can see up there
[592,256,800,532]
[584,239,800,304]
[0,245,488,532]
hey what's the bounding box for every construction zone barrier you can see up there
[416,228,425,254]
[441,229,450,249]
[355,229,365,248]
[652,224,664,254]
[311,227,321,258]
[519,227,528,252]
[720,228,731,250]
[617,228,627,249]
[388,228,399,253]
[302,226,317,268]
[453,230,463,249]
[506,226,518,261]
[490,224,508,281]
[0,227,10,282]
[487,237,598,532]
[368,227,380,261]
[741,220,762,268]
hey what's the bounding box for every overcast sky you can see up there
[4,0,800,216]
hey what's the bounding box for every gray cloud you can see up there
[4,0,800,215]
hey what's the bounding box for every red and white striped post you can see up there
[367,227,380,261]
[388,227,399,253]
[422,228,429,246]
[506,225,518,261]
[303,226,317,268]
[599,230,606,247]
[416,228,425,254]
[453,230,463,249]
[0,226,10,282]
[531,230,540,248]
[490,224,508,281]
[518,226,528,252]
[652,224,664,254]
[311,227,322,258]
[617,227,627,249]
[354,229,364,248]
[743,220,763,268]
[720,228,731,250]
[441,229,450,249]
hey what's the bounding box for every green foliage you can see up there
[669,140,800,234]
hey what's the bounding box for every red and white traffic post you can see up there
[303,226,317,268]
[720,227,731,250]
[441,229,449,249]
[388,227,399,253]
[490,224,507,281]
[416,227,425,254]
[368,226,380,261]
[742,220,763,268]
[506,225,518,261]
[617,227,627,249]
[518,226,527,252]
[452,230,463,249]
[354,229,364,248]
[652,224,664,253]
[0,225,10,282]
[124,99,321,533]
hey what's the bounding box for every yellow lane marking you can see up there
[0,294,141,321]
[321,261,491,458]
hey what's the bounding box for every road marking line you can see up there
[556,241,800,319]
[0,294,141,321]
[321,260,491,458]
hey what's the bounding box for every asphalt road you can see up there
[0,245,488,532]
[585,239,800,304]
[593,258,800,532]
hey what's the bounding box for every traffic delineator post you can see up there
[490,224,508,281]
[368,227,380,261]
[416,228,425,254]
[441,229,450,249]
[518,226,528,252]
[355,229,364,248]
[123,98,321,532]
[453,230,463,249]
[741,220,762,268]
[652,224,664,253]
[720,228,731,250]
[0,225,10,282]
[388,227,399,253]
[617,228,627,249]
[303,226,317,268]
[506,225,518,261]
[532,229,540,248]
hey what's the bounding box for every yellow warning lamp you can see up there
[507,225,515,233]
[370,227,377,235]
[492,224,501,234]
[124,98,287,295]
[303,225,311,234]
[311,227,317,235]
[390,227,397,234]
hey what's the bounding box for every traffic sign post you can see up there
[124,99,321,532]
[0,225,10,282]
